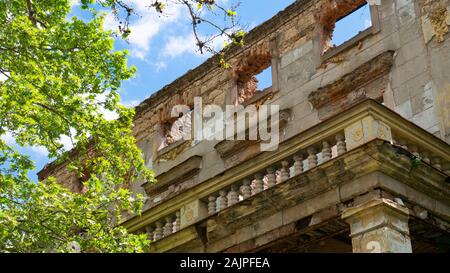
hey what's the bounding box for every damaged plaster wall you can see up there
[391,0,450,141]
[423,1,450,143]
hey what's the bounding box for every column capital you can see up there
[342,199,409,226]
[344,116,392,151]
[342,198,412,253]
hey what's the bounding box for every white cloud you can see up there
[162,34,201,58]
[59,134,74,151]
[27,130,78,156]
[161,30,231,59]
[1,132,49,156]
[102,109,119,121]
[102,1,183,59]
[1,132,15,145]
[30,146,49,156]
[74,0,235,60]
[210,33,230,52]
[0,71,9,82]
[129,6,183,59]
[159,16,242,59]
[153,61,168,71]
[103,12,117,31]
[122,100,141,108]
[92,92,120,121]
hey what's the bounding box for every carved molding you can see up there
[242,88,278,108]
[143,155,202,196]
[155,140,192,163]
[308,50,395,109]
[214,108,291,159]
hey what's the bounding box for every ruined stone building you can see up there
[38,0,450,252]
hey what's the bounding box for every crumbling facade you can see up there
[39,0,450,253]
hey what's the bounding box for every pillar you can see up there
[342,198,412,253]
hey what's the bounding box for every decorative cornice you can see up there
[142,155,202,196]
[309,51,394,109]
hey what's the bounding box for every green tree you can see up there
[0,0,241,252]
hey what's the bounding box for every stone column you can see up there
[342,198,412,253]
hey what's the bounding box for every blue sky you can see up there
[103,0,299,107]
[2,0,372,181]
[331,3,372,46]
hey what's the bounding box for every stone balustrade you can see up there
[392,136,450,176]
[139,134,349,242]
[205,132,348,215]
[138,133,348,241]
[141,210,181,242]
[126,100,450,243]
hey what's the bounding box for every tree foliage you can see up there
[0,0,242,252]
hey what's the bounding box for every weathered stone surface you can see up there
[342,198,412,253]
[214,108,290,163]
[344,116,392,151]
[280,40,313,68]
[180,200,208,229]
[308,51,394,110]
[143,155,202,196]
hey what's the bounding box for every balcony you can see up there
[122,99,450,253]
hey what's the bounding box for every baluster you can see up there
[442,162,450,176]
[280,161,290,182]
[266,167,277,187]
[262,175,269,190]
[275,170,281,183]
[253,173,264,194]
[174,212,181,232]
[431,157,441,170]
[145,226,154,241]
[322,141,332,162]
[163,216,173,237]
[154,221,163,241]
[396,139,408,150]
[228,185,239,206]
[293,155,303,175]
[336,133,347,155]
[218,190,228,211]
[408,144,420,157]
[421,151,431,164]
[208,195,216,215]
[307,147,318,169]
[241,179,252,199]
